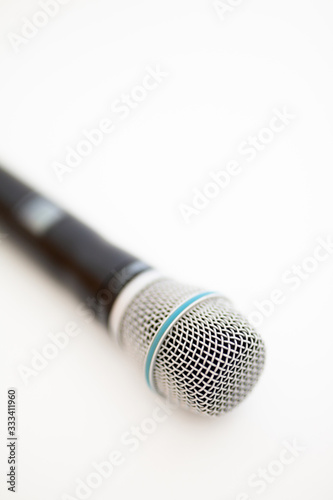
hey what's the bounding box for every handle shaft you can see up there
[0,167,149,326]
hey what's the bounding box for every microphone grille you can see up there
[118,277,265,416]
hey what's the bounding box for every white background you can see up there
[0,0,332,499]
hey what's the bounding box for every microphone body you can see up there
[0,167,150,326]
[0,166,265,417]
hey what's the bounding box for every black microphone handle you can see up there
[0,166,150,326]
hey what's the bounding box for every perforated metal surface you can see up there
[119,278,265,416]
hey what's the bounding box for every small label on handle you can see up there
[16,195,64,235]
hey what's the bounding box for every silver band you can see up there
[108,269,162,344]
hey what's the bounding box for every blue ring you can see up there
[145,291,216,389]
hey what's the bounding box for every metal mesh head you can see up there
[118,278,265,417]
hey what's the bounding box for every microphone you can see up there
[0,166,265,417]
